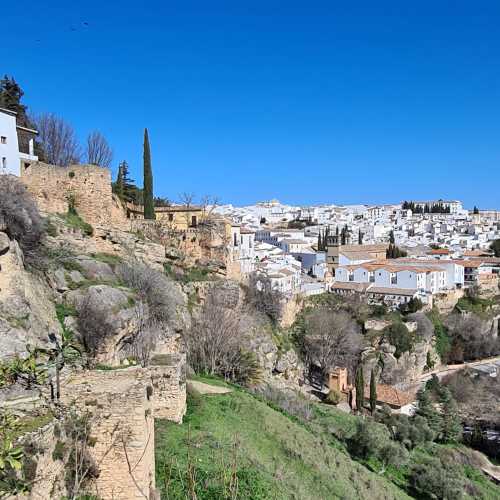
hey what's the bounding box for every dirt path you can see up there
[187,379,233,395]
[420,355,500,383]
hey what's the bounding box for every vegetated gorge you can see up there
[0,173,499,500]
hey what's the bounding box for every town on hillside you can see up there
[1,74,500,500]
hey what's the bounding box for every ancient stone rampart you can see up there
[20,162,124,227]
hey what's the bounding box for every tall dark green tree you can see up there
[143,128,155,219]
[358,229,363,245]
[0,75,30,127]
[114,163,124,199]
[440,388,462,443]
[416,388,442,439]
[355,364,365,413]
[369,368,377,415]
[473,206,479,215]
[389,230,395,244]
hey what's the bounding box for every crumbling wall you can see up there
[62,361,186,500]
[21,162,125,228]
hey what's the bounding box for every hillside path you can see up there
[187,379,233,394]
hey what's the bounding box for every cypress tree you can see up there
[358,229,363,245]
[369,368,377,415]
[355,364,365,413]
[143,128,155,220]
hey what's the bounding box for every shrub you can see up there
[408,455,467,499]
[77,295,114,361]
[0,175,44,264]
[383,321,413,358]
[324,389,341,405]
[116,261,180,324]
[349,419,409,472]
[61,211,93,236]
[255,384,313,421]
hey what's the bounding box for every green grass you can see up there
[89,252,123,267]
[59,212,94,236]
[456,296,494,316]
[13,413,54,441]
[156,378,500,500]
[181,266,216,283]
[156,381,411,500]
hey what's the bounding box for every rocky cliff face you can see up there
[0,232,60,361]
[361,313,440,389]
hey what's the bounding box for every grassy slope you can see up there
[156,382,411,500]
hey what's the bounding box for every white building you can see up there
[0,108,38,176]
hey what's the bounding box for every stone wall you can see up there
[21,162,126,228]
[61,360,186,500]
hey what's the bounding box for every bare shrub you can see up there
[116,261,180,324]
[76,295,113,361]
[0,175,44,264]
[302,308,362,380]
[127,301,161,367]
[246,273,284,324]
[185,290,262,385]
[407,312,434,341]
[445,313,499,361]
[254,384,313,421]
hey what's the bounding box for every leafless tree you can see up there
[33,113,81,167]
[246,273,284,324]
[302,308,363,380]
[128,301,161,367]
[200,195,221,221]
[185,290,261,384]
[77,295,113,362]
[85,130,113,167]
[445,313,499,361]
[179,192,196,227]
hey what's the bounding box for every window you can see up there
[348,271,354,282]
[191,215,197,227]
[369,271,375,282]
[0,136,6,144]
[168,213,174,222]
[390,272,397,285]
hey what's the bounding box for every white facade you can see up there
[0,108,38,176]
[0,109,20,175]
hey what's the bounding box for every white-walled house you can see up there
[333,260,459,307]
[0,108,38,175]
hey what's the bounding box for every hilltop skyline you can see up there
[4,1,500,208]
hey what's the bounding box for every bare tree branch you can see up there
[32,113,81,167]
[85,130,113,168]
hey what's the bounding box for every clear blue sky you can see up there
[4,1,500,208]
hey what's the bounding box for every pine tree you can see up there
[416,388,442,439]
[115,163,124,199]
[0,75,29,126]
[369,368,377,415]
[440,388,462,443]
[389,230,395,244]
[355,364,365,413]
[473,206,479,215]
[143,128,155,220]
[358,229,363,245]
[317,231,322,251]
